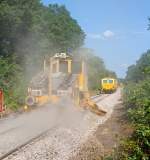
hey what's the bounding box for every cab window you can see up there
[103,80,107,83]
[108,79,113,83]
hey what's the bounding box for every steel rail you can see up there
[94,94,110,103]
[0,126,58,160]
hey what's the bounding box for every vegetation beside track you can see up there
[116,50,150,160]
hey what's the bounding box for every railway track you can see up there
[91,94,110,103]
[0,94,110,160]
[0,126,59,160]
[91,94,100,99]
[94,94,110,103]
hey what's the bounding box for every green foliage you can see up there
[120,50,150,159]
[126,50,150,82]
[0,0,85,77]
[0,56,26,110]
[0,1,85,57]
[45,4,85,52]
[148,17,150,30]
[119,140,149,160]
[123,80,150,156]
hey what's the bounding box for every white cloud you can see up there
[87,33,104,40]
[103,30,115,38]
[87,30,115,40]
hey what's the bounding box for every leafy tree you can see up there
[0,0,42,57]
[45,4,85,52]
[126,50,150,82]
[0,1,85,58]
[148,17,150,30]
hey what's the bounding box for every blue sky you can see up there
[42,0,150,78]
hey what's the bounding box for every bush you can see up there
[0,56,26,110]
[119,79,150,159]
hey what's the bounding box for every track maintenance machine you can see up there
[101,77,118,93]
[26,53,106,116]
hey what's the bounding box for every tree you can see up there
[148,17,150,30]
[45,4,85,52]
[126,50,150,82]
[0,0,42,57]
[0,1,85,58]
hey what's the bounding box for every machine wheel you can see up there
[25,96,36,106]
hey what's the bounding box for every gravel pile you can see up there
[4,89,121,160]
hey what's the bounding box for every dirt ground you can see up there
[70,101,132,160]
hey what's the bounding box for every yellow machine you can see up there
[26,53,106,116]
[101,77,118,93]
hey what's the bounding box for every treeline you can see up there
[126,50,150,82]
[118,49,150,159]
[0,0,85,72]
